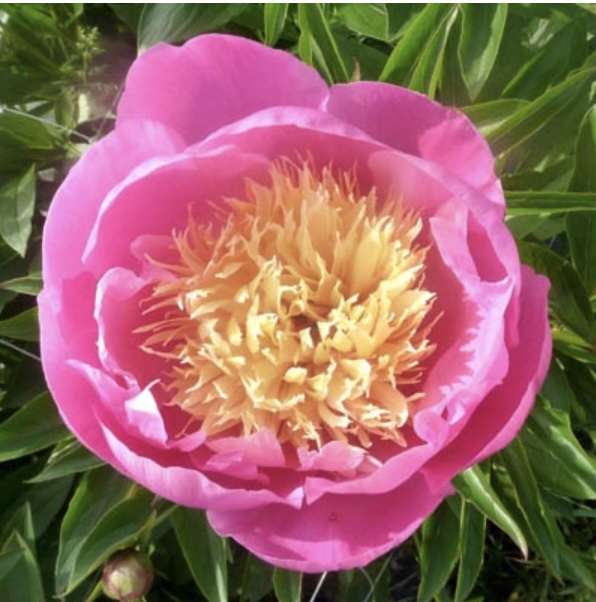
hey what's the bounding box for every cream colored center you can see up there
[139,163,437,449]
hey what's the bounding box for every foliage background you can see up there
[0,4,595,601]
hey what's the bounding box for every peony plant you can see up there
[39,34,552,572]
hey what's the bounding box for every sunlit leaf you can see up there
[453,465,528,557]
[172,508,228,602]
[263,4,288,47]
[298,4,350,83]
[458,4,508,100]
[272,568,302,602]
[0,391,67,462]
[0,166,36,257]
[0,306,39,341]
[138,4,248,51]
[418,501,460,602]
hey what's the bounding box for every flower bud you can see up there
[102,549,153,601]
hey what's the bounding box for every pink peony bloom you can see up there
[39,34,552,572]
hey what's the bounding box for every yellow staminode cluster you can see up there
[139,162,437,449]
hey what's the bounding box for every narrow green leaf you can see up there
[380,4,451,84]
[453,465,528,557]
[559,543,596,590]
[0,391,68,462]
[522,399,596,499]
[338,4,389,41]
[138,4,248,51]
[272,568,303,602]
[454,501,486,602]
[55,466,142,594]
[263,4,288,47]
[0,531,44,602]
[407,5,459,98]
[504,21,588,100]
[298,4,350,83]
[458,4,507,100]
[462,99,529,138]
[571,105,596,193]
[519,242,594,345]
[0,166,36,257]
[569,211,596,296]
[0,110,64,173]
[70,487,155,593]
[505,191,596,215]
[172,508,228,602]
[488,66,596,156]
[28,438,104,483]
[499,439,563,576]
[540,357,577,413]
[0,549,22,584]
[0,274,42,295]
[0,306,39,341]
[418,501,460,602]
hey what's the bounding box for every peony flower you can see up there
[39,34,552,572]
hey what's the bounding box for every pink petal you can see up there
[100,422,304,512]
[326,82,503,207]
[117,34,329,144]
[422,267,551,490]
[208,473,452,572]
[42,120,185,289]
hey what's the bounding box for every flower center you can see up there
[139,162,437,449]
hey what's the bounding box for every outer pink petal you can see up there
[117,34,329,144]
[42,120,185,288]
[208,473,451,572]
[422,267,551,490]
[326,82,503,207]
[38,288,115,463]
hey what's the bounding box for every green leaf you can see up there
[559,543,596,590]
[55,466,151,595]
[506,191,596,215]
[454,501,486,602]
[462,99,529,138]
[380,4,453,84]
[0,306,39,341]
[0,531,44,602]
[28,438,104,483]
[499,439,563,575]
[519,242,594,345]
[69,487,155,594]
[298,4,350,83]
[0,166,36,257]
[522,399,596,499]
[567,211,596,297]
[571,105,596,193]
[407,5,459,98]
[138,4,249,51]
[0,110,64,173]
[458,4,508,100]
[0,391,68,462]
[272,568,302,602]
[503,21,589,100]
[418,501,460,602]
[263,4,288,47]
[453,465,528,557]
[0,274,43,295]
[171,508,228,602]
[338,4,390,41]
[488,66,596,157]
